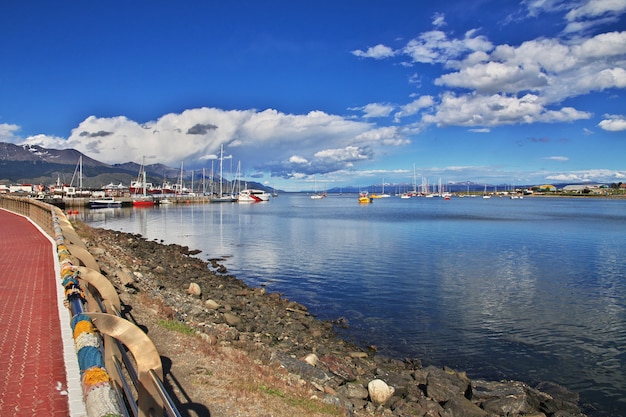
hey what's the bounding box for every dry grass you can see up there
[124,290,347,417]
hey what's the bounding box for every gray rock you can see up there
[471,379,540,415]
[270,351,332,389]
[425,366,471,403]
[337,382,369,400]
[118,268,136,286]
[223,312,241,327]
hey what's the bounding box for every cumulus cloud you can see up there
[0,123,21,142]
[352,8,625,129]
[435,32,626,103]
[421,92,591,127]
[358,103,395,118]
[351,44,396,59]
[354,126,410,146]
[402,29,493,65]
[598,114,626,131]
[394,96,435,120]
[20,133,70,149]
[18,107,402,179]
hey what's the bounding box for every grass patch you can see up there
[258,384,343,415]
[158,319,195,336]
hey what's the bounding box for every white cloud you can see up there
[565,0,626,22]
[421,92,591,127]
[436,32,626,103]
[351,44,396,59]
[523,0,572,17]
[546,168,626,182]
[522,0,626,33]
[359,103,395,118]
[354,126,410,146]
[314,146,370,162]
[432,12,446,27]
[598,114,626,130]
[394,96,435,120]
[289,155,308,164]
[544,156,569,161]
[401,30,493,65]
[0,123,21,142]
[20,133,70,149]
[18,107,398,179]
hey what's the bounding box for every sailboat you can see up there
[210,144,237,203]
[372,178,391,198]
[132,157,155,207]
[310,176,326,199]
[482,184,491,199]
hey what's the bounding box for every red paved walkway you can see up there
[0,209,72,416]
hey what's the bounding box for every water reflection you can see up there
[82,196,626,416]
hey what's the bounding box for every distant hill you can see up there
[0,142,144,187]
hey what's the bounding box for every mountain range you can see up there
[0,142,245,190]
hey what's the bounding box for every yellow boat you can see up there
[358,191,372,204]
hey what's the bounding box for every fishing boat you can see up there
[238,189,271,203]
[89,197,122,209]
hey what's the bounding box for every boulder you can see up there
[223,312,241,327]
[336,382,369,400]
[368,379,395,405]
[302,353,319,367]
[187,282,201,297]
[425,365,471,402]
[204,299,220,310]
[471,379,540,415]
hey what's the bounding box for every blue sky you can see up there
[1,0,625,191]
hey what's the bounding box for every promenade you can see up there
[0,208,82,416]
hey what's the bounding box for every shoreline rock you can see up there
[76,222,588,416]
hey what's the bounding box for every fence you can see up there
[0,195,181,417]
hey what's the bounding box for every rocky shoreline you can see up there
[75,221,588,417]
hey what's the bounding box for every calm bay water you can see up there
[82,194,626,416]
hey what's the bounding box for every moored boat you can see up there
[89,197,122,209]
[132,196,155,207]
[238,189,271,203]
[358,191,372,204]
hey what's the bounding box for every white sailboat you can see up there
[210,144,237,202]
[482,184,491,199]
[310,176,326,199]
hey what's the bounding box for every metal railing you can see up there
[0,195,181,417]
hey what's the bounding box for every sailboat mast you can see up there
[219,144,224,196]
[79,156,83,191]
